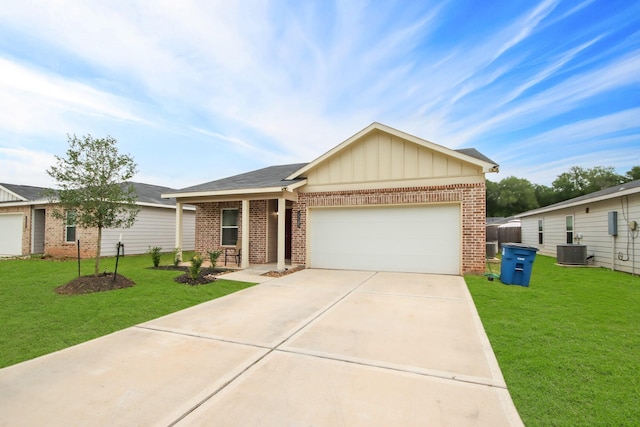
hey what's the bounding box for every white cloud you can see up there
[0,57,149,135]
[0,147,57,187]
[0,0,637,189]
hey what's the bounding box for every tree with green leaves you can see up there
[626,166,640,181]
[552,166,626,200]
[45,134,139,276]
[486,176,539,217]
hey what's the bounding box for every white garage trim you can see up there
[308,204,461,274]
[0,213,24,256]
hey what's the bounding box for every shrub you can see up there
[172,247,181,267]
[148,246,162,267]
[208,250,223,269]
[188,254,203,281]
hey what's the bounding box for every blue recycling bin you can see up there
[500,243,539,287]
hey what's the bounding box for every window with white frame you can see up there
[221,208,239,246]
[65,210,77,243]
[565,215,574,244]
[538,219,544,245]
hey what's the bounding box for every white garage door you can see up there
[0,214,24,256]
[309,204,461,274]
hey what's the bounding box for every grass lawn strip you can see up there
[466,255,640,426]
[0,253,256,369]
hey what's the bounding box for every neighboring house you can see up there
[516,179,640,275]
[0,182,195,258]
[164,122,499,275]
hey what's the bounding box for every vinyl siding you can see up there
[520,192,640,274]
[101,206,195,256]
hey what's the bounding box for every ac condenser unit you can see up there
[556,244,587,265]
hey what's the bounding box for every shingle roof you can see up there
[517,179,640,217]
[174,163,308,194]
[0,182,180,207]
[126,182,179,206]
[455,148,497,166]
[0,183,50,202]
[170,148,496,196]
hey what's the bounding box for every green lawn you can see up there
[466,255,640,426]
[0,253,255,369]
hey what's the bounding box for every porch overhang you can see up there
[166,180,306,271]
[162,180,305,204]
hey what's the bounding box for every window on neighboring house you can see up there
[65,210,77,243]
[221,208,239,246]
[565,215,574,244]
[538,219,544,245]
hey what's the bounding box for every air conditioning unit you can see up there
[557,244,587,265]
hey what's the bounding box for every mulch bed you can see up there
[56,273,136,295]
[149,265,188,271]
[261,265,306,278]
[174,268,222,286]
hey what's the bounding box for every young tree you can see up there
[45,134,139,276]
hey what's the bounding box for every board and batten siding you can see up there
[304,130,483,191]
[520,192,640,274]
[0,187,22,202]
[101,206,195,256]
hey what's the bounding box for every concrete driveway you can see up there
[0,269,523,426]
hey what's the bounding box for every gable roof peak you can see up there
[286,122,498,179]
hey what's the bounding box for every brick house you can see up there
[164,123,499,275]
[0,182,195,258]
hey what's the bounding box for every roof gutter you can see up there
[515,186,640,218]
[162,179,307,200]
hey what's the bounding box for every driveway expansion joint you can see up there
[274,348,508,390]
[133,325,271,350]
[167,271,379,426]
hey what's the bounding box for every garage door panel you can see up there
[309,205,460,275]
[0,214,24,256]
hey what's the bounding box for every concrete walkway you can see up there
[0,269,523,426]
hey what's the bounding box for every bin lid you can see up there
[502,243,539,252]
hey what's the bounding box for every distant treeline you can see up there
[487,166,640,217]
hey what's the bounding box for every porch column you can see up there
[175,202,183,261]
[277,197,286,270]
[241,199,249,268]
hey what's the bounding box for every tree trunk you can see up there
[94,226,102,276]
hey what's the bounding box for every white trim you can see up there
[516,186,640,217]
[220,208,239,246]
[241,200,249,268]
[65,210,77,243]
[565,215,574,244]
[0,184,28,202]
[286,122,498,180]
[277,197,286,270]
[0,200,49,208]
[162,182,306,200]
[135,202,196,210]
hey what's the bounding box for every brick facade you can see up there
[192,182,486,274]
[44,207,98,258]
[290,182,487,274]
[195,200,269,264]
[0,204,98,258]
[0,206,31,256]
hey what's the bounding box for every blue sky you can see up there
[0,0,638,189]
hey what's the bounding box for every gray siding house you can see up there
[0,182,195,258]
[516,180,640,275]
